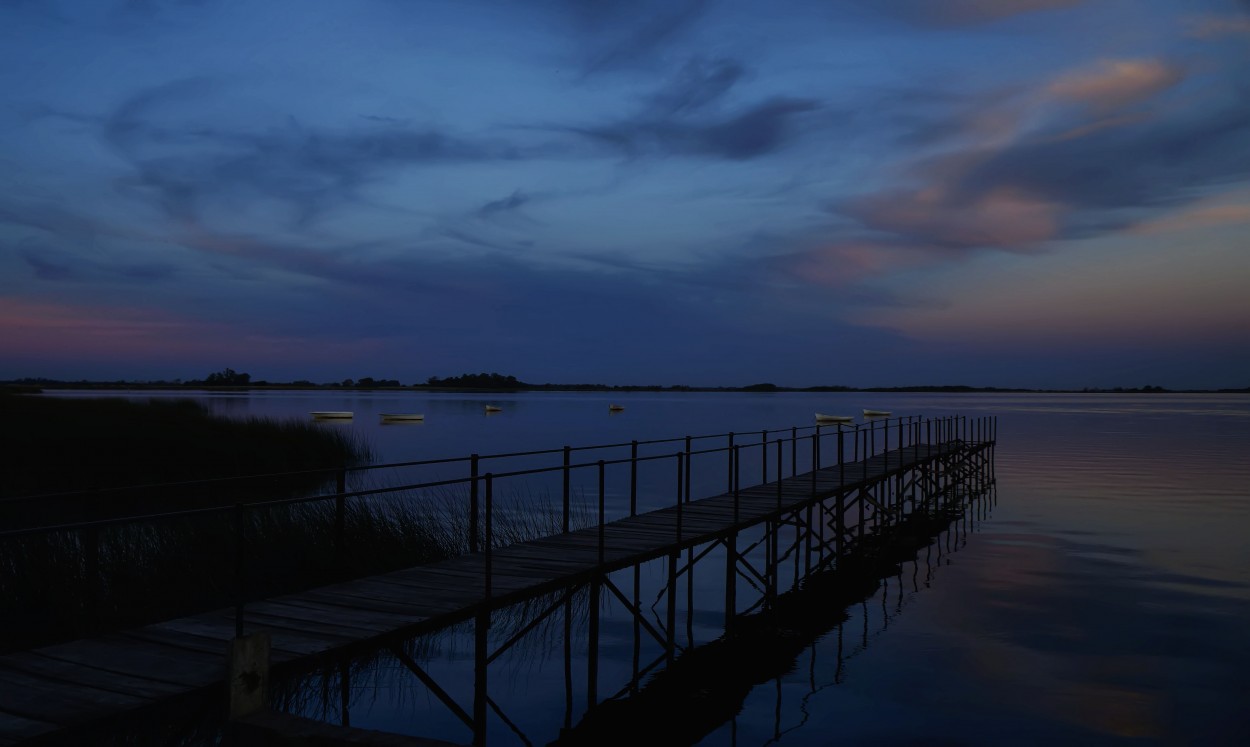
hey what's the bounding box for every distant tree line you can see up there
[424,372,525,389]
[4,373,1246,394]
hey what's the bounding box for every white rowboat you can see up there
[484,405,503,413]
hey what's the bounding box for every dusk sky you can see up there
[2,0,1248,389]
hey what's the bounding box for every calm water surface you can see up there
[52,391,1250,745]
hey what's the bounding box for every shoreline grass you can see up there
[1,392,374,500]
[1,392,597,653]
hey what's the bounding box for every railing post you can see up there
[815,424,822,468]
[469,454,480,554]
[776,438,783,507]
[790,427,797,477]
[838,426,845,489]
[598,460,606,566]
[726,432,735,493]
[861,425,867,482]
[234,502,245,637]
[835,488,845,557]
[630,440,638,517]
[335,466,347,564]
[684,436,692,505]
[562,446,571,533]
[733,445,741,523]
[484,474,493,602]
[810,433,817,497]
[885,417,890,471]
[761,430,768,484]
[334,492,346,565]
[675,452,684,543]
[83,524,100,628]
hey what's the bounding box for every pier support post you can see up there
[227,632,270,721]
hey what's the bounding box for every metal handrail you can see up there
[0,414,990,538]
[2,413,997,642]
[0,422,840,504]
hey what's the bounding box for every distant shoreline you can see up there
[5,381,1247,395]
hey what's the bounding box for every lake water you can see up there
[47,390,1250,745]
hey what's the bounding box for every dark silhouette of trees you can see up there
[425,372,525,389]
[203,368,250,386]
[352,377,401,388]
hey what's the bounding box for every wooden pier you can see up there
[0,415,995,746]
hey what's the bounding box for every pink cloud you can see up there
[1047,59,1185,113]
[785,241,946,287]
[1129,195,1250,235]
[850,185,1063,250]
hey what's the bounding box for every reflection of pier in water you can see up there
[269,422,996,747]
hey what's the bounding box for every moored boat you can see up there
[484,405,502,413]
[608,404,625,412]
[862,409,892,417]
[814,413,853,423]
[310,411,353,420]
[380,413,424,423]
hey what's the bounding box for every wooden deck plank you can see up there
[0,651,188,700]
[34,636,223,689]
[0,711,59,744]
[0,668,155,724]
[250,600,427,635]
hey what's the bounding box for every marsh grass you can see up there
[0,482,594,653]
[0,393,373,524]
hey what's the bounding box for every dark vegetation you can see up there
[0,393,371,503]
[0,392,584,653]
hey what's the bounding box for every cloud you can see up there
[572,0,710,75]
[865,0,1084,26]
[476,190,530,219]
[778,241,951,288]
[1185,14,1250,38]
[645,58,746,116]
[19,245,76,281]
[566,96,819,160]
[956,101,1250,212]
[1129,193,1250,235]
[821,52,1247,268]
[99,80,529,228]
[1047,59,1185,113]
[847,186,1063,250]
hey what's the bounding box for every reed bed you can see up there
[1,392,594,652]
[0,393,373,503]
[0,483,592,653]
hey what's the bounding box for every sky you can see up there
[1,0,1248,390]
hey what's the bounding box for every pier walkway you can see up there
[0,415,995,745]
